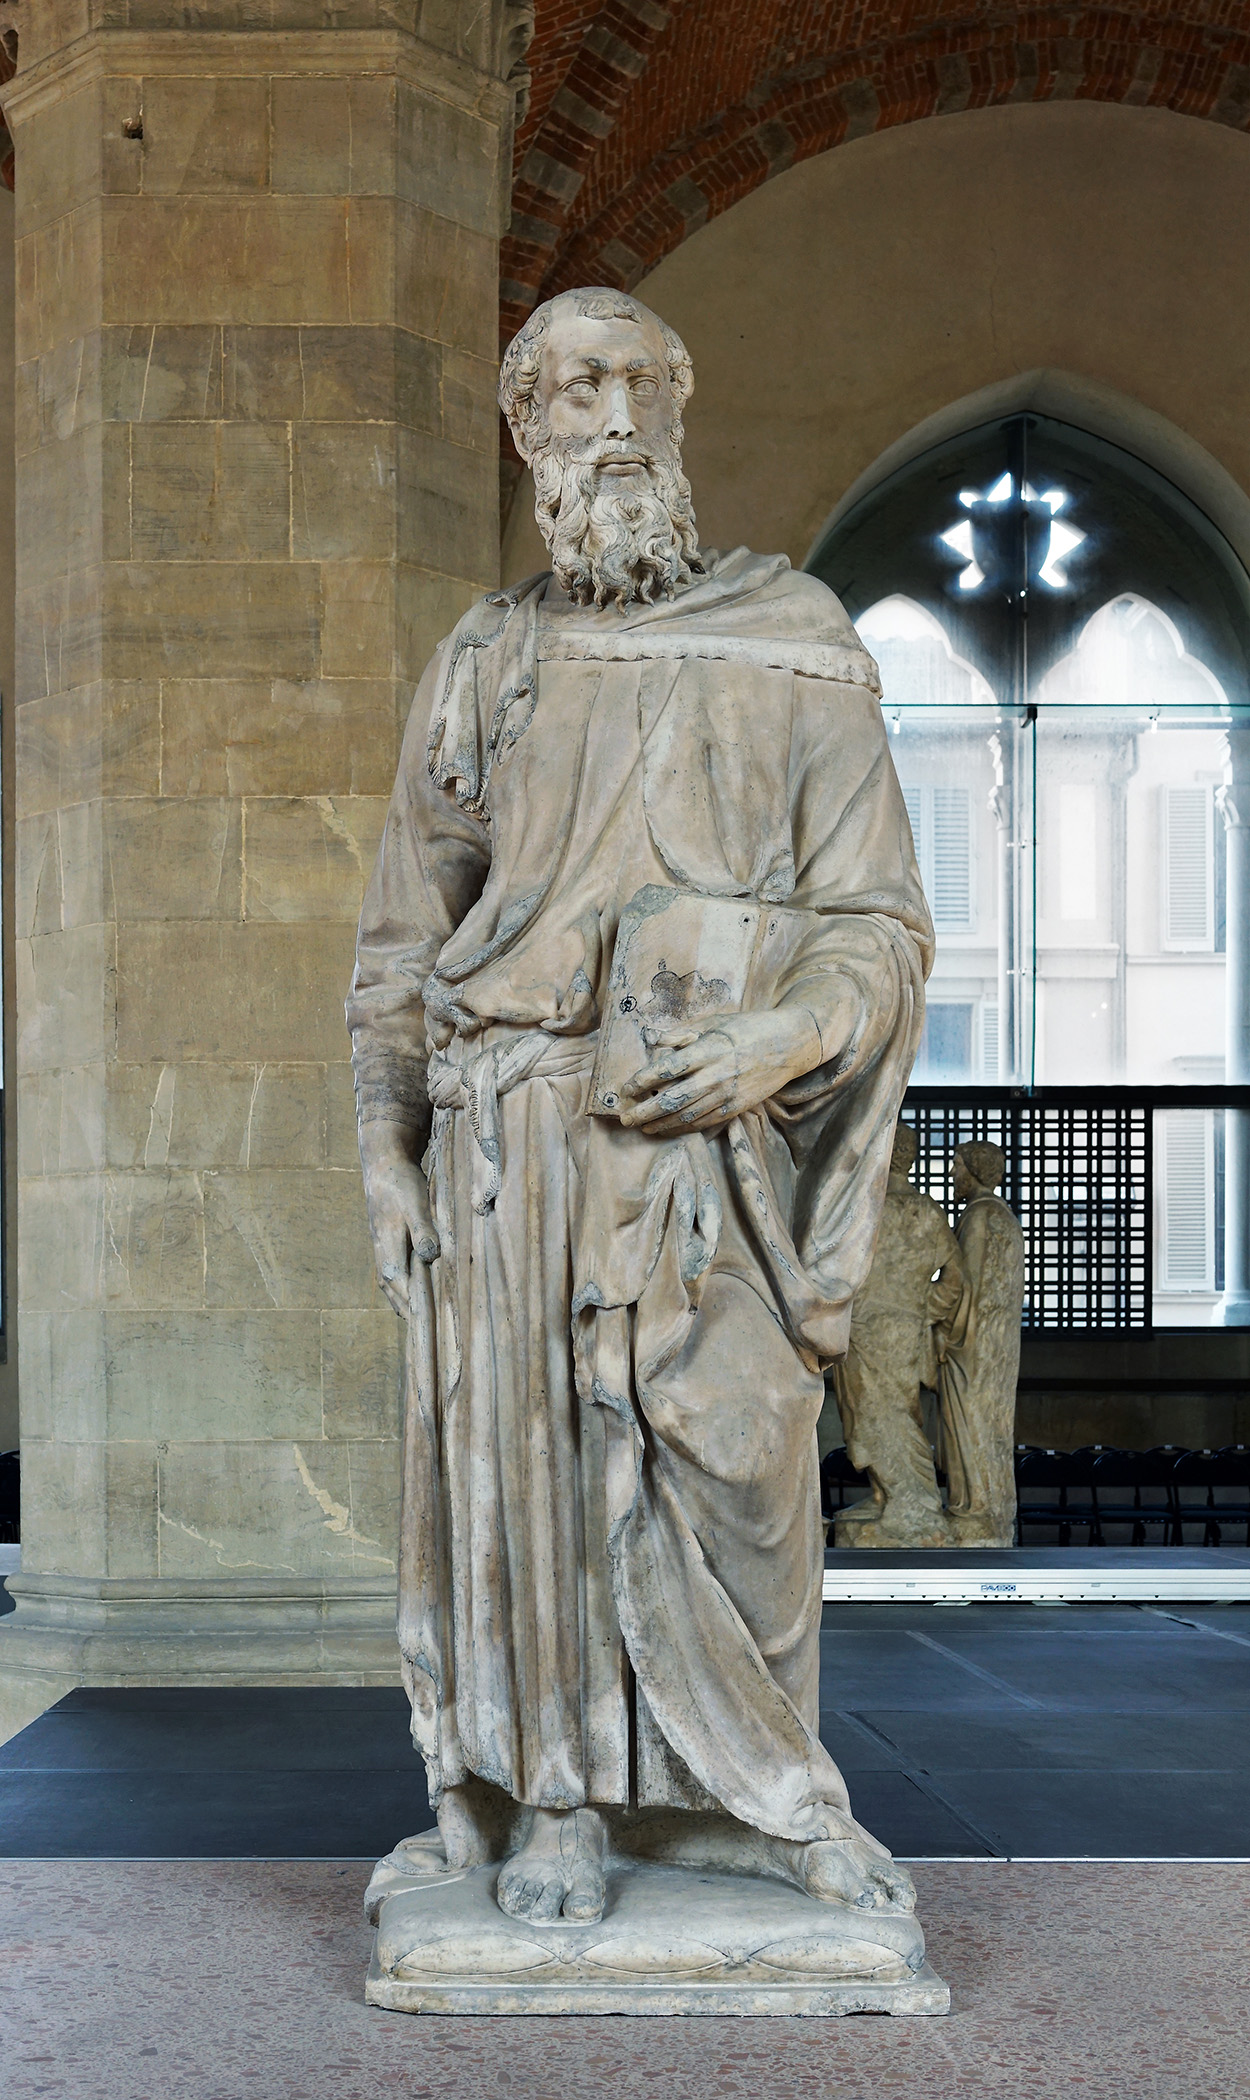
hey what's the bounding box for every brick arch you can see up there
[503,2,1250,342]
[0,10,15,193]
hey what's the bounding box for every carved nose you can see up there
[603,382,636,439]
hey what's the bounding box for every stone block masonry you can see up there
[0,0,517,1724]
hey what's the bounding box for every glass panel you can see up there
[815,414,1250,1325]
[1033,701,1229,1086]
[862,597,1034,1084]
[882,706,1035,1083]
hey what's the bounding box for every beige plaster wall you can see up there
[502,102,1250,582]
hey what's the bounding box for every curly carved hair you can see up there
[498,288,694,454]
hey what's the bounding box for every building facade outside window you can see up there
[809,414,1250,1330]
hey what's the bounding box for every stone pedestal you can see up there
[363,1836,949,2017]
[0,3,515,1720]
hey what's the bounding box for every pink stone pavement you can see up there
[2,1860,1245,2099]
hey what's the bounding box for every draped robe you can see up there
[940,1191,1025,1546]
[834,1174,964,1536]
[348,549,933,1843]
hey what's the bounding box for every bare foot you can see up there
[496,1807,608,1924]
[798,1833,917,1911]
[765,1808,917,1912]
[364,1776,516,1927]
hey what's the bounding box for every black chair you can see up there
[0,1449,16,1547]
[1172,1447,1250,1548]
[820,1445,872,1533]
[1014,1445,1100,1546]
[1090,1446,1180,1546]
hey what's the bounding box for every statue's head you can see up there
[954,1140,1005,1201]
[498,287,702,610]
[889,1122,918,1178]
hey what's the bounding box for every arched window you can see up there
[810,414,1250,1329]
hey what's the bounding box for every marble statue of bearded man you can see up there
[348,288,934,1930]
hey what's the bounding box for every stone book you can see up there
[588,885,808,1116]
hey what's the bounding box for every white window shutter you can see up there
[931,787,973,930]
[901,785,973,933]
[1159,1111,1214,1290]
[1163,787,1213,950]
[980,1000,1000,1081]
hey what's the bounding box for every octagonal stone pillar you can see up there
[0,0,518,1732]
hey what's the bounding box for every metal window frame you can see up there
[903,1084,1250,1332]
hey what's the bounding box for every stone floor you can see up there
[3,1604,1250,2095]
[1,1858,1245,2098]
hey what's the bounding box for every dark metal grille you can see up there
[905,1089,1152,1330]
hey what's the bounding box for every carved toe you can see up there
[495,1863,534,1919]
[529,1875,567,1922]
[562,1864,606,1923]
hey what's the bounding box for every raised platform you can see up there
[365,1843,948,2016]
[823,1546,1250,1604]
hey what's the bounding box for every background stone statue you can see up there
[347,286,947,2011]
[939,1140,1025,1548]
[833,1123,964,1548]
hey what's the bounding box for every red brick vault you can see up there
[502,0,1250,343]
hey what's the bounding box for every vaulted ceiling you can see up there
[0,5,1244,289]
[502,0,1250,347]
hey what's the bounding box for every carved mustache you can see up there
[549,434,671,470]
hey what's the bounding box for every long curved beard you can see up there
[531,439,702,609]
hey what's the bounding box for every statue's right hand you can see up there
[359,1126,440,1318]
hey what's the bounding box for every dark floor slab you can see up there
[0,1768,433,1859]
[0,1687,414,1772]
[859,1708,1250,1773]
[1155,1605,1250,1647]
[817,1629,1031,1709]
[819,1601,1206,1634]
[3,1607,1247,1860]
[814,1710,909,1771]
[913,1603,1213,1633]
[912,1626,1250,1710]
[931,1766,1250,1858]
[835,1768,995,1858]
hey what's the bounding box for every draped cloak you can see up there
[347,549,933,1843]
[939,1192,1026,1542]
